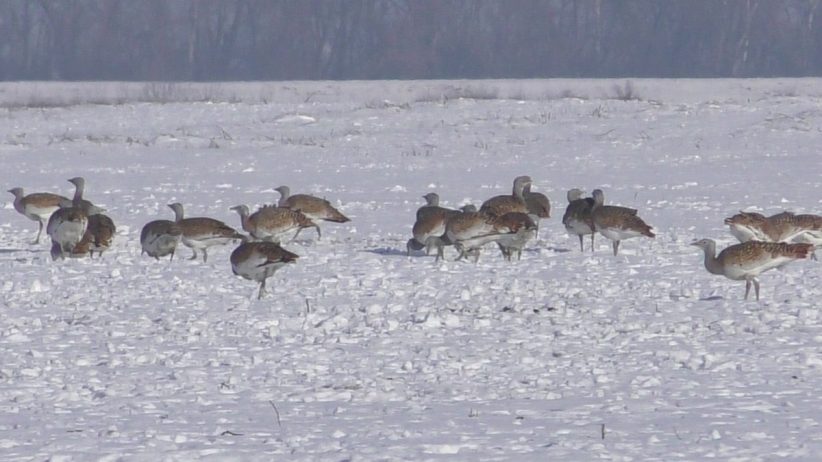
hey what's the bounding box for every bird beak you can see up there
[689,240,700,247]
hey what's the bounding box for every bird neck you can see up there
[513,183,526,200]
[72,182,85,203]
[235,208,250,230]
[172,206,184,222]
[701,244,724,275]
[277,188,290,206]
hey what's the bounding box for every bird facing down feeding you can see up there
[230,241,299,299]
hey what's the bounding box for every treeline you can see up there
[2,0,822,81]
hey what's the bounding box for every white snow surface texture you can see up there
[1,80,821,461]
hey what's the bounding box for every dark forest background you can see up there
[3,0,822,81]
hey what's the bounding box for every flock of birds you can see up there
[8,177,349,299]
[402,174,819,301]
[7,176,822,301]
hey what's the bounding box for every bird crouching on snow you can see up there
[230,241,299,299]
[691,238,814,301]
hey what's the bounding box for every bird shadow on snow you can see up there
[0,247,44,254]
[540,245,573,253]
[699,295,725,301]
[364,247,412,257]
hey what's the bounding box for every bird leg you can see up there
[315,225,322,241]
[578,235,584,252]
[454,243,466,261]
[257,279,267,299]
[202,249,208,263]
[33,221,44,244]
[591,233,596,252]
[753,278,760,301]
[189,249,198,260]
[744,279,752,300]
[612,240,620,256]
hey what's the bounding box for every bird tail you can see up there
[785,242,814,259]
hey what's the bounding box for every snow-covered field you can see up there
[1,79,821,461]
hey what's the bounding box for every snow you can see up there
[1,79,822,460]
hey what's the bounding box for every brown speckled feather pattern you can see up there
[724,212,768,227]
[284,194,349,222]
[140,220,183,242]
[718,241,813,267]
[412,209,451,241]
[20,192,68,209]
[767,212,822,235]
[495,212,537,233]
[593,206,655,237]
[447,211,502,238]
[72,214,116,256]
[251,206,316,234]
[416,205,456,223]
[523,191,550,218]
[726,211,822,242]
[479,196,528,217]
[180,217,242,240]
[230,241,299,268]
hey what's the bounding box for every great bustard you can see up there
[231,204,318,244]
[446,207,535,262]
[407,200,468,261]
[274,186,349,240]
[691,238,814,301]
[725,211,822,249]
[230,241,299,299]
[591,189,654,256]
[168,203,245,263]
[141,208,183,261]
[562,188,596,252]
[46,178,105,260]
[8,187,69,244]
